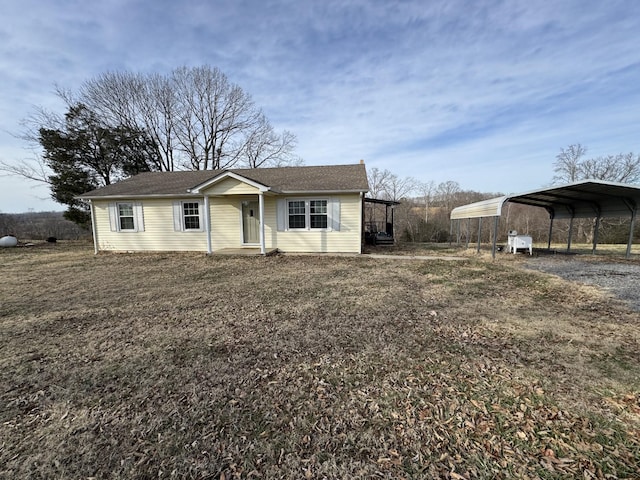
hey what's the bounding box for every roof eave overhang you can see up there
[78,193,204,201]
[282,189,368,195]
[450,196,509,220]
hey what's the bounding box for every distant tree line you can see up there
[0,211,88,241]
[367,144,640,246]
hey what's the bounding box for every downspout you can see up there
[258,192,266,255]
[360,192,364,254]
[204,195,212,254]
[89,200,98,254]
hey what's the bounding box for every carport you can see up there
[450,179,640,258]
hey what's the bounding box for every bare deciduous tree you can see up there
[418,180,435,223]
[553,144,640,184]
[243,116,299,168]
[553,144,586,184]
[366,167,393,199]
[79,66,298,171]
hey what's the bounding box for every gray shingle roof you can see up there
[80,164,369,198]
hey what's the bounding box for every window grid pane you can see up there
[118,204,133,216]
[310,200,327,214]
[310,215,328,229]
[120,216,135,230]
[288,201,305,215]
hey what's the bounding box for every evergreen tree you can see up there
[39,104,160,227]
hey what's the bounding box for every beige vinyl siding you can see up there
[204,177,260,195]
[93,199,207,252]
[93,193,362,253]
[209,197,243,250]
[268,193,362,253]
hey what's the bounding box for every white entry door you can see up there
[242,200,260,244]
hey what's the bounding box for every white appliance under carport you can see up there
[507,230,532,255]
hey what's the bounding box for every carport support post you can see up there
[567,217,574,252]
[592,215,601,254]
[547,215,554,250]
[466,218,471,248]
[476,217,482,253]
[626,209,636,258]
[491,216,499,259]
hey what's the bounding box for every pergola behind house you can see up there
[450,179,640,258]
[364,197,401,245]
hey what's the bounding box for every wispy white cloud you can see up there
[1,0,639,212]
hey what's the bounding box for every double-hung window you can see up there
[288,200,306,229]
[118,203,135,231]
[109,201,144,232]
[287,199,329,230]
[183,202,200,230]
[309,200,328,229]
[173,200,204,232]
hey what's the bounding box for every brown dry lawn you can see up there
[1,243,639,479]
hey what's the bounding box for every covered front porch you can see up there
[192,171,273,255]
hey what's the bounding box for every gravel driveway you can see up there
[523,255,640,311]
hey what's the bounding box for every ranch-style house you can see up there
[80,163,369,254]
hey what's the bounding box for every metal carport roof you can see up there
[450,179,640,258]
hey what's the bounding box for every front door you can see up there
[242,200,260,244]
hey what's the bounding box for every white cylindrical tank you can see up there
[0,235,18,247]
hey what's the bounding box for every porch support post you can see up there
[258,192,266,255]
[89,200,98,254]
[204,195,212,254]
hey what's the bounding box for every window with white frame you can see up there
[108,201,144,232]
[287,199,328,230]
[118,203,135,231]
[288,200,306,229]
[173,200,204,232]
[183,202,200,230]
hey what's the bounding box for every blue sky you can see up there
[1,0,639,213]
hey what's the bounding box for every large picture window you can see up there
[287,199,329,230]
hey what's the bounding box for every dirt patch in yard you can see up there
[1,245,639,479]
